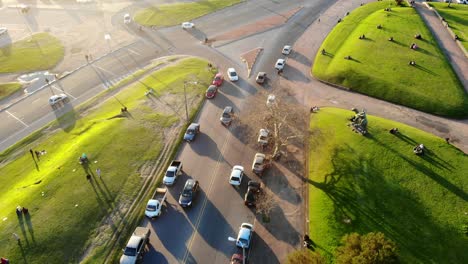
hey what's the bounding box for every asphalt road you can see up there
[0,0,334,263]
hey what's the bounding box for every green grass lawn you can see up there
[308,107,468,263]
[312,1,468,118]
[134,0,244,26]
[429,2,468,50]
[0,82,23,101]
[0,33,64,73]
[0,57,215,263]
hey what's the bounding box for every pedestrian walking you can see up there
[96,168,101,178]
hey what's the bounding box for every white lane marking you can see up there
[182,126,235,263]
[5,110,29,127]
[93,65,119,77]
[126,48,141,56]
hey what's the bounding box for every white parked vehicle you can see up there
[282,45,292,55]
[163,160,183,186]
[181,22,195,29]
[0,27,8,36]
[124,14,131,24]
[235,223,254,248]
[227,68,238,81]
[120,227,150,264]
[266,94,276,107]
[145,188,168,218]
[257,129,269,146]
[229,165,244,186]
[275,59,285,70]
[49,94,68,106]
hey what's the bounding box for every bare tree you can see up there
[255,189,276,218]
[236,89,308,161]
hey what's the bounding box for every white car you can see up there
[266,94,276,107]
[0,27,7,36]
[257,129,269,146]
[227,68,238,81]
[275,59,285,70]
[124,13,131,24]
[235,223,254,248]
[181,22,195,29]
[229,165,244,186]
[48,94,68,106]
[282,45,292,55]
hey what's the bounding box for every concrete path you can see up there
[280,0,468,153]
[414,1,468,90]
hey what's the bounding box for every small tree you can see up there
[335,232,399,264]
[255,189,276,221]
[286,249,325,264]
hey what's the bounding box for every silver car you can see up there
[220,106,234,126]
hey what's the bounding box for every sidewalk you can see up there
[280,0,468,153]
[414,1,468,91]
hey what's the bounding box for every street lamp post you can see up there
[228,237,246,264]
[183,81,197,122]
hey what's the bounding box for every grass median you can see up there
[312,1,468,118]
[308,107,468,263]
[0,82,23,101]
[429,2,468,50]
[0,57,215,263]
[134,0,244,26]
[0,32,64,73]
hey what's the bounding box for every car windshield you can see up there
[229,71,237,77]
[146,204,156,211]
[207,87,216,92]
[182,189,192,197]
[123,247,137,256]
[186,129,195,135]
[223,113,231,118]
[215,77,221,81]
[231,176,240,182]
[239,238,249,247]
[259,135,267,140]
[166,171,175,178]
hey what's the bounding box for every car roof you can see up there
[207,85,217,91]
[283,45,291,49]
[277,59,285,63]
[258,72,266,76]
[184,179,196,189]
[259,129,269,136]
[188,123,199,129]
[254,153,265,162]
[215,73,223,77]
[227,68,236,72]
[127,235,142,248]
[223,106,233,113]
[147,199,159,206]
[231,166,244,177]
[238,225,252,240]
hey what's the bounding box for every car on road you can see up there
[206,85,218,99]
[0,27,8,36]
[184,123,200,142]
[181,22,195,29]
[179,179,199,207]
[19,4,30,13]
[244,181,261,206]
[212,73,224,86]
[144,188,167,218]
[120,227,150,264]
[124,13,131,24]
[48,93,68,106]
[229,165,244,186]
[230,254,244,264]
[163,160,183,186]
[252,153,267,175]
[282,45,292,55]
[266,94,276,107]
[257,129,269,146]
[235,223,254,248]
[227,68,239,81]
[256,72,267,84]
[275,59,285,70]
[220,106,234,126]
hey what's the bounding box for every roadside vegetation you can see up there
[312,1,468,118]
[0,58,215,263]
[308,107,468,263]
[0,82,22,101]
[429,2,468,50]
[134,0,244,26]
[0,33,64,73]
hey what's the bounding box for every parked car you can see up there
[252,153,267,175]
[257,129,269,146]
[205,85,218,99]
[282,45,292,55]
[163,160,183,186]
[19,4,30,13]
[0,27,7,36]
[220,106,234,126]
[124,13,131,24]
[275,59,285,70]
[244,181,261,206]
[181,22,195,29]
[212,73,224,86]
[184,123,200,142]
[49,93,68,106]
[229,165,244,186]
[179,179,199,207]
[230,254,244,264]
[266,94,276,107]
[235,223,254,248]
[256,72,267,84]
[227,68,238,81]
[144,188,167,218]
[120,227,150,264]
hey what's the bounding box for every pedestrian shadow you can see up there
[413,64,437,75]
[17,213,30,246]
[18,240,29,264]
[25,213,36,243]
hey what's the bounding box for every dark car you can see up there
[179,179,199,207]
[184,123,200,142]
[212,73,224,86]
[220,106,234,126]
[205,85,218,99]
[244,181,261,206]
[230,254,243,264]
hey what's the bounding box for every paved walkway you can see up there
[414,1,468,90]
[280,0,468,153]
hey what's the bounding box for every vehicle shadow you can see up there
[188,133,221,161]
[208,91,236,110]
[282,64,310,83]
[143,243,169,264]
[256,204,301,246]
[52,103,77,132]
[248,226,281,264]
[263,163,302,205]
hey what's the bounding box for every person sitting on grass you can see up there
[413,144,425,155]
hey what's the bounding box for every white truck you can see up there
[163,160,183,186]
[120,227,150,264]
[145,188,167,218]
